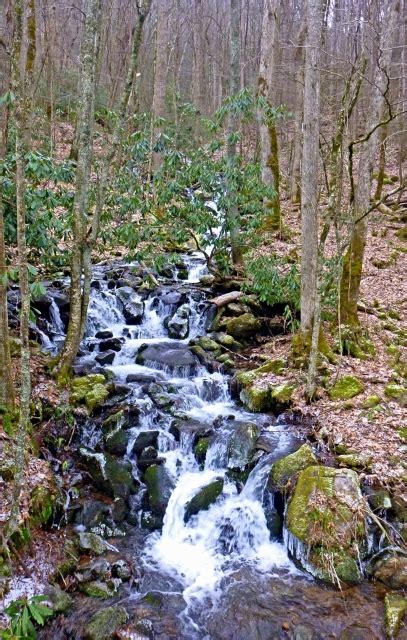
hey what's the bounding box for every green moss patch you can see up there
[329,375,364,400]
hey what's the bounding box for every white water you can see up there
[67,263,299,617]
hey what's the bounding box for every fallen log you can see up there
[209,290,244,308]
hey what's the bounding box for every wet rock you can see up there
[184,478,224,522]
[71,374,110,412]
[367,547,407,589]
[329,375,364,400]
[194,437,210,464]
[141,511,163,530]
[170,418,211,443]
[95,350,116,365]
[286,466,366,585]
[44,584,73,613]
[79,447,137,499]
[95,330,113,339]
[126,372,162,384]
[144,464,175,516]
[136,343,198,372]
[84,606,128,638]
[225,313,262,339]
[112,559,132,580]
[132,431,159,455]
[102,410,129,432]
[268,445,317,490]
[75,558,111,582]
[80,579,120,598]
[75,499,114,529]
[167,304,190,339]
[161,290,183,305]
[78,532,114,556]
[228,422,259,470]
[104,428,130,456]
[117,287,144,324]
[99,337,123,352]
[384,593,407,640]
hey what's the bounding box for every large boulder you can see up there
[366,547,407,589]
[285,466,367,585]
[228,422,259,470]
[144,464,174,516]
[79,447,137,499]
[225,313,261,340]
[116,287,144,324]
[84,606,128,639]
[167,304,190,339]
[136,343,199,373]
[71,374,110,412]
[268,445,318,490]
[236,365,296,412]
[329,375,364,400]
[184,478,224,522]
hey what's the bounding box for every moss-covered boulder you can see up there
[29,485,56,527]
[194,437,210,464]
[184,478,224,522]
[367,548,407,589]
[384,593,407,640]
[45,585,73,613]
[71,374,109,412]
[228,422,259,469]
[197,336,220,352]
[144,464,174,516]
[79,447,137,499]
[269,445,317,490]
[362,395,381,408]
[329,375,364,400]
[337,453,372,470]
[225,313,261,340]
[237,363,296,412]
[78,532,113,556]
[84,606,128,639]
[214,332,243,351]
[384,383,407,404]
[285,466,366,585]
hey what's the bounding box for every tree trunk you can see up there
[6,0,34,540]
[55,0,102,379]
[0,0,14,411]
[226,0,242,267]
[257,0,281,231]
[339,0,399,328]
[300,0,323,334]
[151,0,169,173]
[290,25,306,204]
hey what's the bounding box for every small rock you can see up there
[78,532,114,556]
[384,593,407,640]
[329,375,364,400]
[84,605,128,639]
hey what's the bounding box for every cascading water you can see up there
[64,258,303,637]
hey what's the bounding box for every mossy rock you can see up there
[239,385,271,412]
[79,447,136,499]
[194,437,210,464]
[362,395,381,408]
[285,465,366,585]
[228,422,259,469]
[398,428,407,443]
[80,580,117,599]
[29,485,56,527]
[215,333,243,351]
[329,375,364,400]
[184,478,224,522]
[271,382,296,406]
[71,374,109,412]
[384,383,407,404]
[0,439,16,480]
[384,593,407,640]
[78,532,113,556]
[45,585,73,613]
[225,313,261,340]
[269,445,317,490]
[197,336,220,352]
[336,453,372,470]
[144,464,174,516]
[101,410,128,432]
[84,606,128,639]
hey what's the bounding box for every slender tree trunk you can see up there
[290,25,306,204]
[339,0,399,328]
[257,0,281,231]
[226,0,242,267]
[151,0,169,173]
[55,0,102,379]
[300,0,323,333]
[374,121,387,201]
[0,0,14,411]
[6,0,34,541]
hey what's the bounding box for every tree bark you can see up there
[290,25,306,204]
[0,0,14,411]
[55,0,102,379]
[257,0,281,231]
[6,0,34,540]
[226,0,242,267]
[339,0,399,327]
[300,0,323,333]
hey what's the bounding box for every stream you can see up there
[36,255,395,640]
